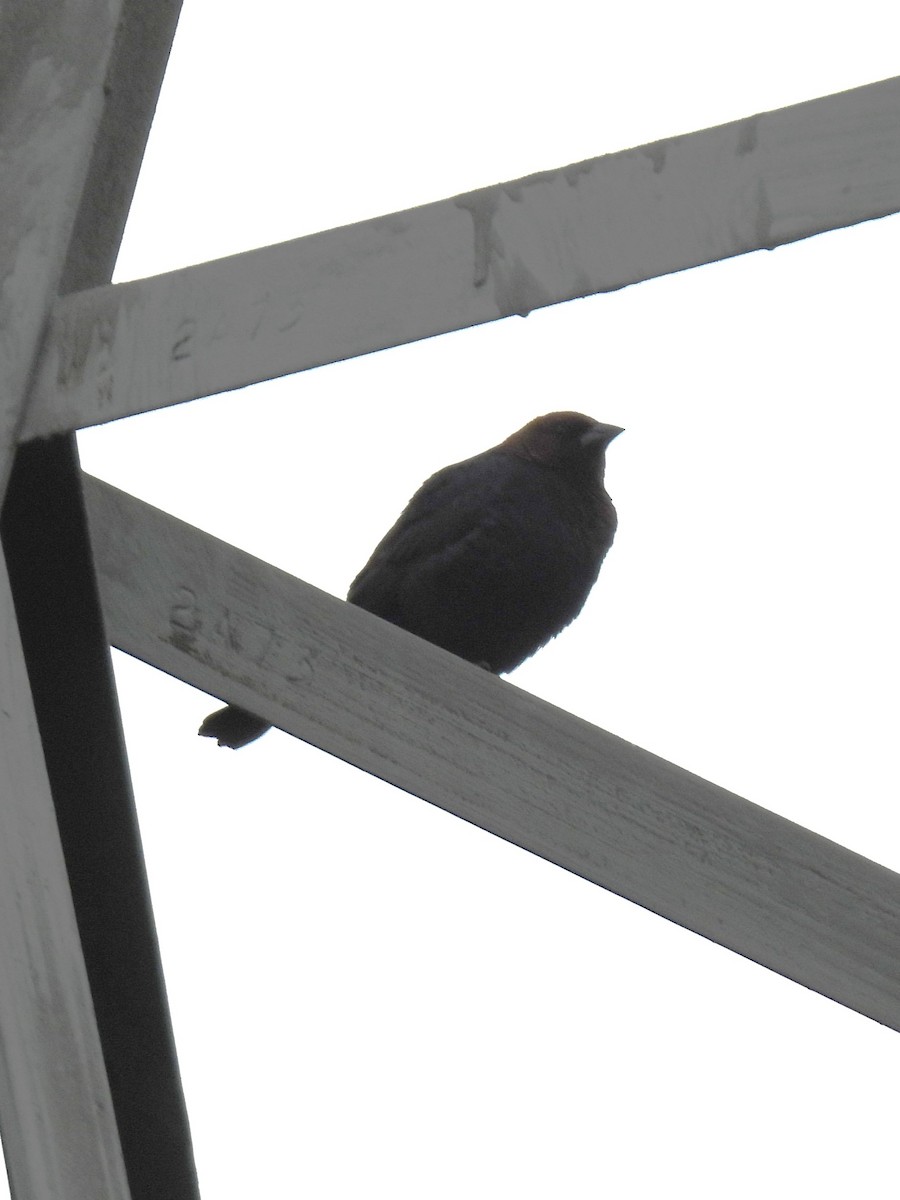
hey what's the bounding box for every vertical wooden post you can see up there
[0,2,195,1198]
[0,558,132,1199]
[0,3,133,1195]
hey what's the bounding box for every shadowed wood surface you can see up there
[0,4,135,1197]
[0,2,198,1198]
[84,474,900,1033]
[24,75,900,440]
[0,557,131,1199]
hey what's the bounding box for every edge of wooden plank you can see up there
[0,1,198,1197]
[7,1,201,1195]
[3,437,200,1200]
[83,474,900,1033]
[0,3,137,1196]
[23,74,900,439]
[0,557,131,1199]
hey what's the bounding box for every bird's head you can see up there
[501,412,623,473]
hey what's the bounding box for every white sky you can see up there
[57,1,900,1196]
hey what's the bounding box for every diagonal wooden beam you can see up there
[22,74,900,440]
[83,474,900,1033]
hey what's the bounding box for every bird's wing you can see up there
[346,451,511,610]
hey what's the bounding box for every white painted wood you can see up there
[0,556,132,1200]
[0,1,124,494]
[83,474,900,1033]
[22,75,900,439]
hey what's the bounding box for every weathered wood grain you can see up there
[83,474,900,1032]
[23,75,900,440]
[0,3,199,1196]
[0,3,136,1196]
[0,556,131,1200]
[0,2,122,492]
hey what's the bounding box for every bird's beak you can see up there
[581,424,624,448]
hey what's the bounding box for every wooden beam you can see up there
[0,556,131,1199]
[0,4,136,1196]
[3,440,200,1200]
[0,2,198,1198]
[22,74,900,440]
[0,1,122,492]
[83,474,900,1033]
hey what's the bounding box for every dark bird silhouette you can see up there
[199,411,622,748]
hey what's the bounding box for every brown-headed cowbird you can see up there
[200,412,622,748]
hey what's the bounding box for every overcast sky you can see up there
[48,2,900,1196]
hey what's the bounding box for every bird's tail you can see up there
[198,705,272,749]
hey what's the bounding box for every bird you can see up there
[199,411,622,748]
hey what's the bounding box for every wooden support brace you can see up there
[0,557,131,1200]
[22,74,900,439]
[0,1,121,489]
[83,475,900,1034]
[0,3,136,1196]
[0,2,197,1197]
